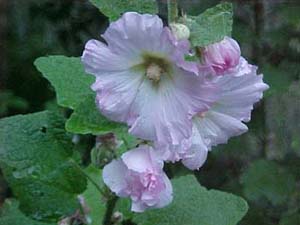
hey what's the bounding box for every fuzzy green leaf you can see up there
[90,0,158,21]
[185,2,233,47]
[0,199,55,225]
[82,165,106,225]
[34,56,94,109]
[65,95,122,135]
[133,175,248,225]
[0,111,87,221]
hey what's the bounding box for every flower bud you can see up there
[91,133,120,169]
[111,211,123,224]
[202,36,241,75]
[170,23,190,40]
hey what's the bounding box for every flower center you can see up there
[132,52,172,83]
[146,63,163,82]
[197,111,206,118]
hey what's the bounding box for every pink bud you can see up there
[202,36,241,75]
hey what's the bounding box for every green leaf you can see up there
[114,198,134,221]
[34,56,94,109]
[0,199,55,225]
[241,160,296,206]
[185,2,233,47]
[65,94,138,150]
[82,165,106,225]
[133,175,248,225]
[0,111,87,221]
[90,0,158,21]
[34,55,128,136]
[65,95,122,135]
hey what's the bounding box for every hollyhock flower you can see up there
[103,145,172,212]
[202,36,245,76]
[82,12,217,153]
[182,67,269,170]
[160,37,269,169]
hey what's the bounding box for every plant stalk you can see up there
[167,0,178,24]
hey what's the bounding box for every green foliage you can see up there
[184,2,233,47]
[34,56,94,109]
[241,160,296,206]
[133,175,248,225]
[114,198,134,221]
[0,199,55,225]
[90,0,158,21]
[65,95,123,135]
[82,165,106,225]
[0,111,87,221]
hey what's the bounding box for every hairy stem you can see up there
[167,0,178,24]
[103,196,118,225]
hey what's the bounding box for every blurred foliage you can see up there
[0,0,300,225]
[3,0,107,111]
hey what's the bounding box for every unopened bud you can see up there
[170,23,190,40]
[202,36,241,75]
[92,133,119,168]
[111,211,123,224]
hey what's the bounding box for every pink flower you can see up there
[103,145,172,212]
[82,12,217,152]
[183,63,269,170]
[160,58,269,170]
[202,36,242,75]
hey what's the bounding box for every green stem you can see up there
[167,0,178,24]
[103,196,118,225]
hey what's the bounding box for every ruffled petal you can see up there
[131,201,148,213]
[102,12,163,57]
[122,146,154,173]
[181,126,208,170]
[82,39,134,74]
[193,111,248,149]
[102,159,128,197]
[92,70,144,123]
[212,65,269,122]
[156,173,173,208]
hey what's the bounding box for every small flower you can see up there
[103,145,172,212]
[202,36,242,75]
[82,12,217,153]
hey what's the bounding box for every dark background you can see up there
[0,0,300,224]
